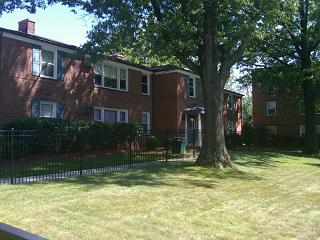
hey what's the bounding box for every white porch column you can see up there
[197,113,202,146]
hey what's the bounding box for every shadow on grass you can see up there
[305,163,320,168]
[35,161,263,190]
[231,151,283,168]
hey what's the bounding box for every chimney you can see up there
[112,52,125,60]
[18,19,35,34]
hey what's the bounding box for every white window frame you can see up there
[141,74,151,95]
[93,107,128,123]
[40,48,57,79]
[266,126,277,140]
[188,77,196,98]
[142,112,151,133]
[94,62,128,92]
[39,100,57,118]
[266,101,277,116]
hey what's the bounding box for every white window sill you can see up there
[94,85,128,92]
[142,93,151,96]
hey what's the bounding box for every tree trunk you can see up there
[299,0,318,154]
[302,70,317,154]
[195,0,232,168]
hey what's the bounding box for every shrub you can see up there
[1,118,142,154]
[145,136,158,150]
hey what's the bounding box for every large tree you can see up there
[251,0,320,153]
[1,0,265,167]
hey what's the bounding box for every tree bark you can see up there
[302,64,317,154]
[299,0,318,154]
[195,0,232,168]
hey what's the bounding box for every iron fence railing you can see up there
[0,129,205,184]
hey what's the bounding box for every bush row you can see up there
[0,118,143,159]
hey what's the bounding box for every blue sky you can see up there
[0,4,93,46]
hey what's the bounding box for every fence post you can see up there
[10,128,14,184]
[80,148,84,177]
[129,132,132,166]
[165,129,168,162]
[192,129,196,158]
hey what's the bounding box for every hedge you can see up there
[0,118,142,158]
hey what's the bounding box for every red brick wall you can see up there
[152,72,179,130]
[152,71,243,133]
[252,84,320,138]
[0,36,152,125]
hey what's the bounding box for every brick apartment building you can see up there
[0,19,243,146]
[252,79,320,142]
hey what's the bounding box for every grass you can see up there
[0,150,320,239]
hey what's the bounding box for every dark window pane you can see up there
[94,108,102,121]
[104,110,117,123]
[105,77,117,88]
[95,74,102,86]
[41,63,54,77]
[42,50,54,64]
[142,84,148,94]
[142,75,148,84]
[120,79,126,90]
[143,124,148,134]
[119,111,126,122]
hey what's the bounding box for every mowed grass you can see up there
[0,151,319,240]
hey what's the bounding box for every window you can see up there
[33,47,64,80]
[266,126,277,140]
[189,77,196,97]
[119,111,127,123]
[94,107,128,123]
[40,101,57,118]
[104,65,117,89]
[141,74,150,95]
[300,124,320,137]
[266,101,277,116]
[94,64,103,86]
[94,108,102,121]
[226,120,235,135]
[142,112,151,134]
[41,50,55,78]
[120,69,127,90]
[94,63,128,91]
[104,109,117,123]
[267,84,276,94]
[227,95,234,110]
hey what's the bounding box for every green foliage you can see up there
[242,96,253,126]
[145,136,158,150]
[0,118,142,157]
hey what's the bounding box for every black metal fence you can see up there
[0,129,201,184]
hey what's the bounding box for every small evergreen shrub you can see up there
[145,135,158,150]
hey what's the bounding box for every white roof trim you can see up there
[105,59,153,74]
[2,32,76,54]
[153,69,200,78]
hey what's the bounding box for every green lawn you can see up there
[0,151,319,239]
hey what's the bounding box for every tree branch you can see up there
[219,42,246,84]
[150,0,162,21]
